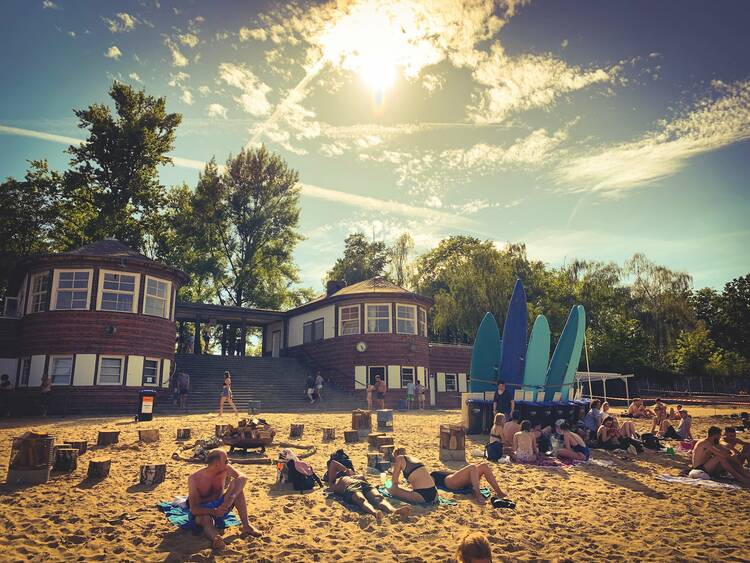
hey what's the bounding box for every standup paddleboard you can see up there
[522,315,551,401]
[499,279,528,398]
[469,312,502,393]
[543,306,581,402]
[559,305,586,401]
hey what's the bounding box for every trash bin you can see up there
[482,400,495,432]
[136,389,157,422]
[466,400,485,434]
[248,400,261,414]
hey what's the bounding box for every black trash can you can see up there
[136,389,157,422]
[482,400,495,433]
[466,400,485,434]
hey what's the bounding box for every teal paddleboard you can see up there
[559,305,586,401]
[522,315,551,401]
[469,312,501,393]
[543,306,582,402]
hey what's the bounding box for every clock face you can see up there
[356,341,368,353]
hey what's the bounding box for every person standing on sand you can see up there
[366,382,374,410]
[492,381,513,419]
[406,380,415,410]
[416,381,426,410]
[188,449,261,551]
[39,374,52,416]
[375,375,386,409]
[305,373,316,404]
[178,371,190,409]
[219,371,239,416]
[314,371,324,403]
[692,426,750,487]
[1,374,12,417]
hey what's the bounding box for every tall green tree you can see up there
[326,232,390,285]
[389,232,414,288]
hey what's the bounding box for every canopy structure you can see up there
[574,371,635,404]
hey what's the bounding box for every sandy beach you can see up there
[1,406,749,562]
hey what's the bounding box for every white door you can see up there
[429,374,436,407]
[271,331,280,358]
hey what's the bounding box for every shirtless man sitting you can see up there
[722,427,750,467]
[692,426,750,487]
[188,449,261,551]
[327,460,410,521]
[501,411,522,448]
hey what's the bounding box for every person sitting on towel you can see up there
[387,447,438,504]
[597,416,641,452]
[659,409,693,441]
[556,422,590,461]
[722,427,750,467]
[501,411,522,448]
[692,426,750,487]
[188,449,261,551]
[429,462,507,504]
[326,460,410,521]
[512,420,539,463]
[489,413,505,444]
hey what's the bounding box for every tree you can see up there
[326,232,389,285]
[586,312,649,373]
[715,275,750,360]
[57,82,181,251]
[667,322,717,376]
[389,232,414,288]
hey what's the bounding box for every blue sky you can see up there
[1,0,749,291]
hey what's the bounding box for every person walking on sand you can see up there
[416,381,426,410]
[314,371,324,403]
[219,371,239,416]
[178,371,190,410]
[375,375,386,409]
[406,380,415,410]
[39,374,52,416]
[306,373,316,404]
[188,449,261,551]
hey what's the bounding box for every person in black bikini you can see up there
[326,460,410,520]
[388,448,439,504]
[430,463,508,504]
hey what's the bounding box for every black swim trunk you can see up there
[377,392,385,400]
[430,471,450,490]
[342,480,378,504]
[414,486,438,503]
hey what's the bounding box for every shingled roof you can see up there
[62,239,151,260]
[331,277,412,296]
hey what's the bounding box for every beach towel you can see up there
[655,475,741,490]
[376,486,457,506]
[157,498,241,530]
[434,483,492,498]
[516,457,564,467]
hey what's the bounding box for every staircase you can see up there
[158,354,365,414]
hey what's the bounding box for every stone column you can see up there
[194,319,202,354]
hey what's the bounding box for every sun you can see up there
[358,55,397,92]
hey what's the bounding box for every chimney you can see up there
[326,279,346,296]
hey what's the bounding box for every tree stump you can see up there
[367,453,383,469]
[375,435,394,448]
[10,434,55,468]
[138,429,160,444]
[379,445,395,461]
[139,463,167,485]
[344,430,360,443]
[87,458,111,479]
[368,433,385,448]
[322,427,336,441]
[64,441,88,456]
[351,410,372,437]
[176,429,191,441]
[289,424,304,438]
[215,424,230,438]
[97,431,120,447]
[376,409,394,432]
[439,424,466,461]
[53,447,78,472]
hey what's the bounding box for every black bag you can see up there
[641,433,661,451]
[327,449,354,471]
[485,441,503,461]
[287,460,322,492]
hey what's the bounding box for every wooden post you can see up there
[64,441,88,456]
[139,464,167,485]
[376,409,394,432]
[138,429,160,444]
[439,424,466,461]
[375,435,394,448]
[87,458,111,479]
[368,433,385,448]
[379,445,395,461]
[344,430,360,443]
[322,427,336,441]
[176,429,192,441]
[53,447,78,472]
[97,431,120,447]
[351,409,373,437]
[367,453,383,469]
[289,424,304,438]
[215,424,230,438]
[10,435,55,468]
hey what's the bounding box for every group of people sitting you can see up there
[692,425,750,486]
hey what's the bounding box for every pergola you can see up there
[574,371,635,404]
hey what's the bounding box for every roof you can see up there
[62,239,151,260]
[332,277,413,297]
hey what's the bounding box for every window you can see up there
[401,366,415,388]
[99,271,137,312]
[303,318,324,344]
[29,273,50,313]
[445,373,457,392]
[418,308,427,337]
[396,304,417,335]
[50,356,73,385]
[366,304,391,333]
[99,357,123,385]
[144,276,171,318]
[54,270,91,310]
[20,357,31,386]
[142,359,159,385]
[368,366,386,386]
[339,305,360,335]
[3,297,19,317]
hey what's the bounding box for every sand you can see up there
[1,405,749,562]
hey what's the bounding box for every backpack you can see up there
[327,449,354,471]
[641,433,661,451]
[485,441,503,461]
[286,460,323,492]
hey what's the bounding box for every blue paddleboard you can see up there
[543,306,582,402]
[522,315,551,401]
[469,312,502,393]
[499,279,528,393]
[559,305,586,401]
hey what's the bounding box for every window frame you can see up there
[338,304,361,336]
[445,372,457,392]
[368,365,387,387]
[418,307,427,337]
[50,355,74,386]
[303,317,325,344]
[20,357,31,386]
[365,303,392,334]
[51,268,93,311]
[142,357,160,386]
[97,355,125,386]
[395,303,417,335]
[97,269,140,313]
[143,275,172,319]
[28,272,50,314]
[400,366,415,389]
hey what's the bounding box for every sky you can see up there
[1,0,749,292]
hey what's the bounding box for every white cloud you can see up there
[104,46,122,60]
[168,72,190,87]
[554,80,750,195]
[180,90,194,105]
[165,38,188,67]
[42,1,60,10]
[179,33,199,48]
[198,85,211,95]
[319,142,348,157]
[105,12,138,33]
[128,72,142,82]
[67,30,76,38]
[239,27,267,42]
[207,103,228,119]
[218,62,272,116]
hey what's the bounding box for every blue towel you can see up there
[157,499,241,530]
[376,486,456,506]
